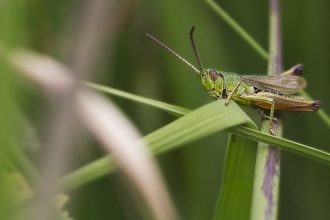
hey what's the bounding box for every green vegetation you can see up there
[1,0,330,219]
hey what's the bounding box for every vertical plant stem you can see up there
[250,0,282,220]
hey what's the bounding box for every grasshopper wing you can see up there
[240,75,306,94]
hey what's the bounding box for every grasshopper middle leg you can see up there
[256,108,279,123]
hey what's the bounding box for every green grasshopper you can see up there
[146,27,321,135]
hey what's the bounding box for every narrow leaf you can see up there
[145,100,256,154]
[57,100,257,192]
[213,134,257,220]
[83,82,190,117]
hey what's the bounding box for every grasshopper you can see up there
[146,27,321,135]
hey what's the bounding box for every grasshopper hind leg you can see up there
[312,101,322,110]
[281,64,303,76]
[240,94,277,136]
[256,108,279,124]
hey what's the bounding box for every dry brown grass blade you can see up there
[8,50,178,220]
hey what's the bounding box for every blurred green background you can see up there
[1,0,330,219]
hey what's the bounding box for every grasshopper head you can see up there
[201,69,225,99]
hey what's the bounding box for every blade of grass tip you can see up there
[250,1,282,219]
[204,0,268,60]
[82,81,190,117]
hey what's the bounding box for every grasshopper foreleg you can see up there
[225,81,241,105]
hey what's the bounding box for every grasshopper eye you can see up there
[209,70,219,81]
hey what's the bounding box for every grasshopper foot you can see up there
[269,128,276,136]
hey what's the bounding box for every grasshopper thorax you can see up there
[201,69,226,99]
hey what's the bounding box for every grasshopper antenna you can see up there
[146,33,200,74]
[190,27,204,72]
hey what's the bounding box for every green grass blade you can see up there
[57,120,330,193]
[231,126,330,165]
[145,100,256,154]
[57,100,257,192]
[85,83,330,164]
[204,0,268,60]
[56,155,116,192]
[213,134,257,220]
[83,81,190,117]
